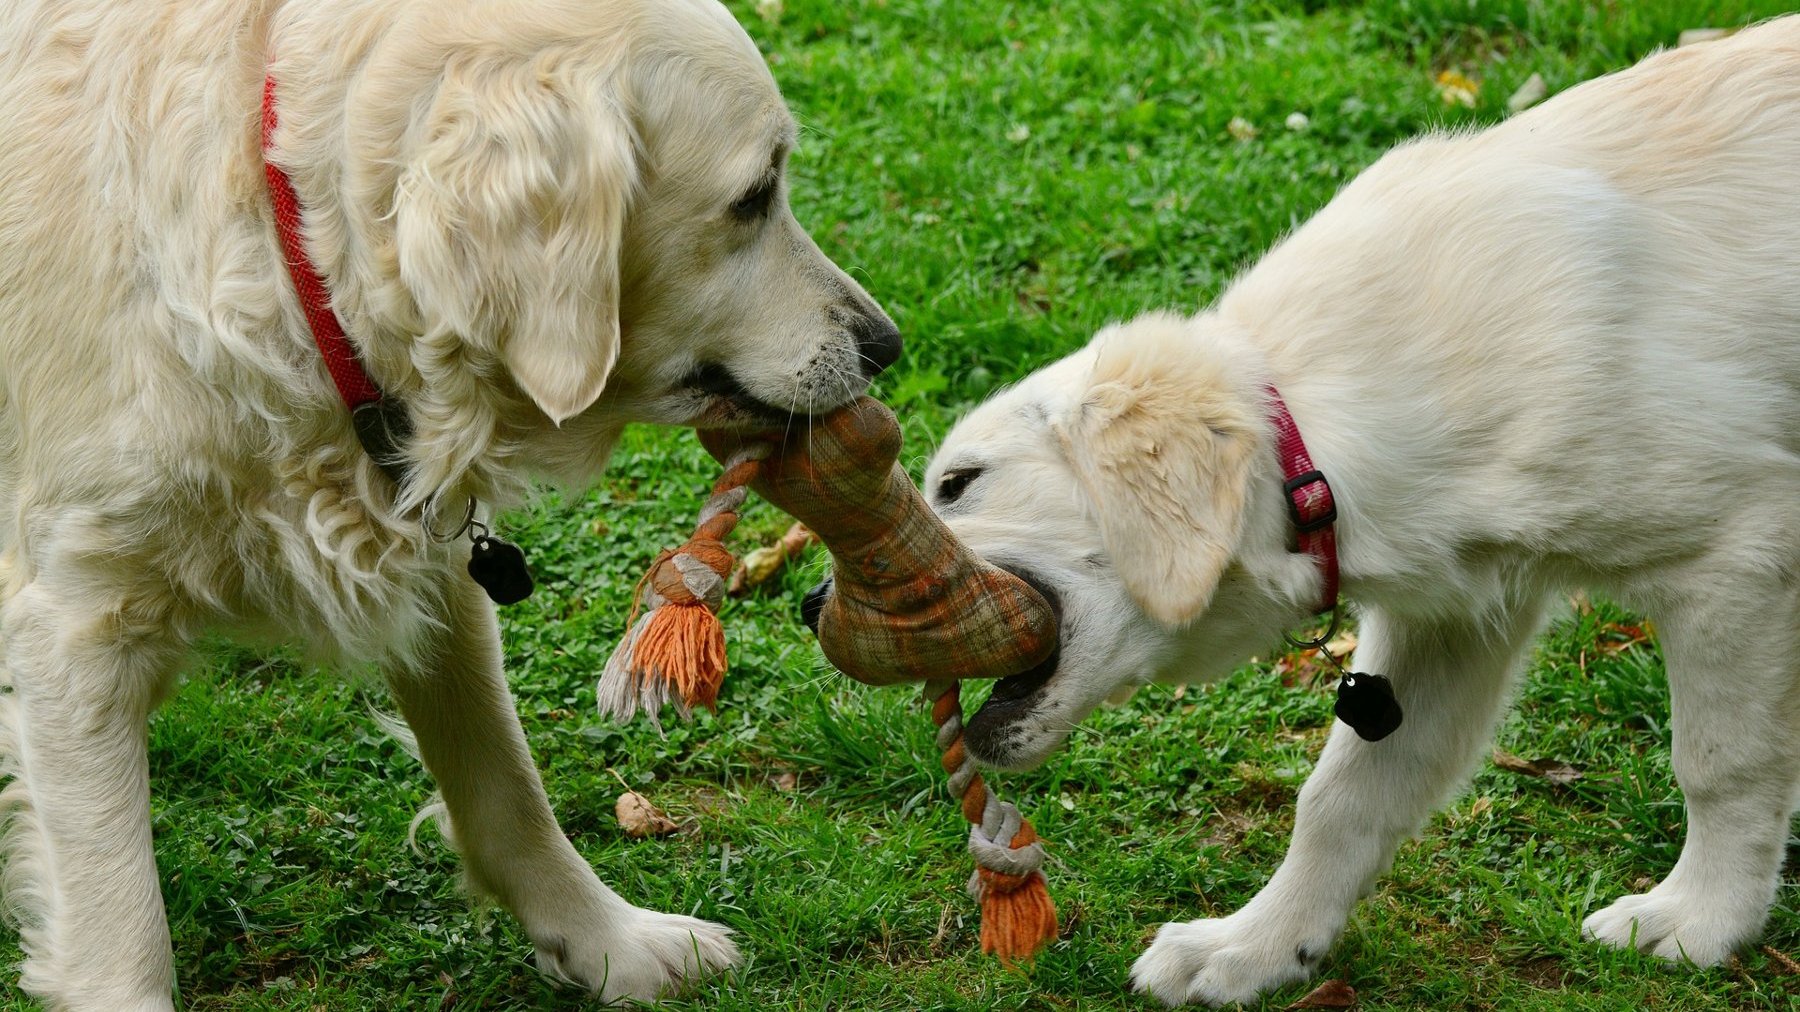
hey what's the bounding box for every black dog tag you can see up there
[1335,672,1402,742]
[468,534,534,605]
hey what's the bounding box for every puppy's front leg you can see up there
[385,578,738,1002]
[1132,602,1546,1006]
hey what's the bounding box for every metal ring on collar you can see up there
[424,496,479,543]
[1282,605,1343,652]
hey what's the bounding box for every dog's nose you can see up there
[850,314,903,377]
[801,576,832,634]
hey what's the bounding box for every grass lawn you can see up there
[8,1,1800,1008]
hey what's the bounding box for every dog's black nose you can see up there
[801,576,832,635]
[850,314,902,378]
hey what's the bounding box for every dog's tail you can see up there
[368,705,456,855]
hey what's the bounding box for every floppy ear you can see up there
[1060,313,1258,627]
[394,59,636,424]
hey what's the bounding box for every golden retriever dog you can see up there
[916,19,1800,1005]
[0,0,899,1007]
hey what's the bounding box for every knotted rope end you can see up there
[972,865,1058,965]
[932,680,1060,964]
[597,445,766,724]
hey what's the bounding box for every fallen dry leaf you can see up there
[1287,978,1357,1009]
[1507,72,1547,114]
[615,791,679,838]
[1435,69,1479,108]
[771,770,798,792]
[1679,27,1737,47]
[1595,619,1654,656]
[728,522,818,595]
[1491,749,1582,786]
[1275,649,1331,688]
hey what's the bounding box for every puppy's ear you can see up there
[394,59,636,424]
[1061,313,1257,626]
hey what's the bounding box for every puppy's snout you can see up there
[801,575,832,634]
[850,313,902,377]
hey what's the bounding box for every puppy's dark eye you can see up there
[729,178,777,221]
[936,468,981,505]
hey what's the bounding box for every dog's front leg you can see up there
[0,579,182,1012]
[1132,601,1546,1006]
[384,578,738,1003]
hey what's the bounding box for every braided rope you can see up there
[597,443,771,726]
[926,679,1058,961]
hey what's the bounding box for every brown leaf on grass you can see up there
[1595,619,1654,656]
[1491,749,1582,786]
[728,522,818,596]
[1287,978,1357,1009]
[1274,649,1331,689]
[615,791,679,838]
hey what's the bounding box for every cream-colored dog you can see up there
[923,20,1800,1005]
[0,0,899,1008]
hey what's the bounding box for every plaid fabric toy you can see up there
[600,396,1062,961]
[700,397,1057,686]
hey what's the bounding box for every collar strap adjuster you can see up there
[350,399,415,486]
[1281,469,1337,534]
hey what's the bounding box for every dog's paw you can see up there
[1131,914,1334,1007]
[536,907,739,1004]
[1582,885,1761,965]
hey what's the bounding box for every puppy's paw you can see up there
[537,907,739,1004]
[1582,885,1761,965]
[1131,914,1334,1007]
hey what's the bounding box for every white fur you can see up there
[926,21,1800,1005]
[0,0,895,1007]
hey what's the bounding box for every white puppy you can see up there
[923,20,1800,1006]
[0,0,899,1008]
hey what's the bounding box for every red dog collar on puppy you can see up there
[1266,386,1402,742]
[1265,384,1338,613]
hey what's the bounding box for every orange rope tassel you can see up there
[930,680,1058,963]
[597,444,769,725]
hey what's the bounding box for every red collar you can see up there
[262,75,410,480]
[1265,385,1339,614]
[261,75,383,408]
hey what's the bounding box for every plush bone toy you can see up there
[598,396,1062,962]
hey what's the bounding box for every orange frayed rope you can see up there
[596,442,769,726]
[927,679,1058,963]
[597,441,1058,962]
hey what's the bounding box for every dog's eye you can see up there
[729,178,778,221]
[936,468,981,505]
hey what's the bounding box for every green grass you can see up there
[8,1,1800,1008]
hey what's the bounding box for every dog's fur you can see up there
[0,0,898,1007]
[924,20,1800,1005]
